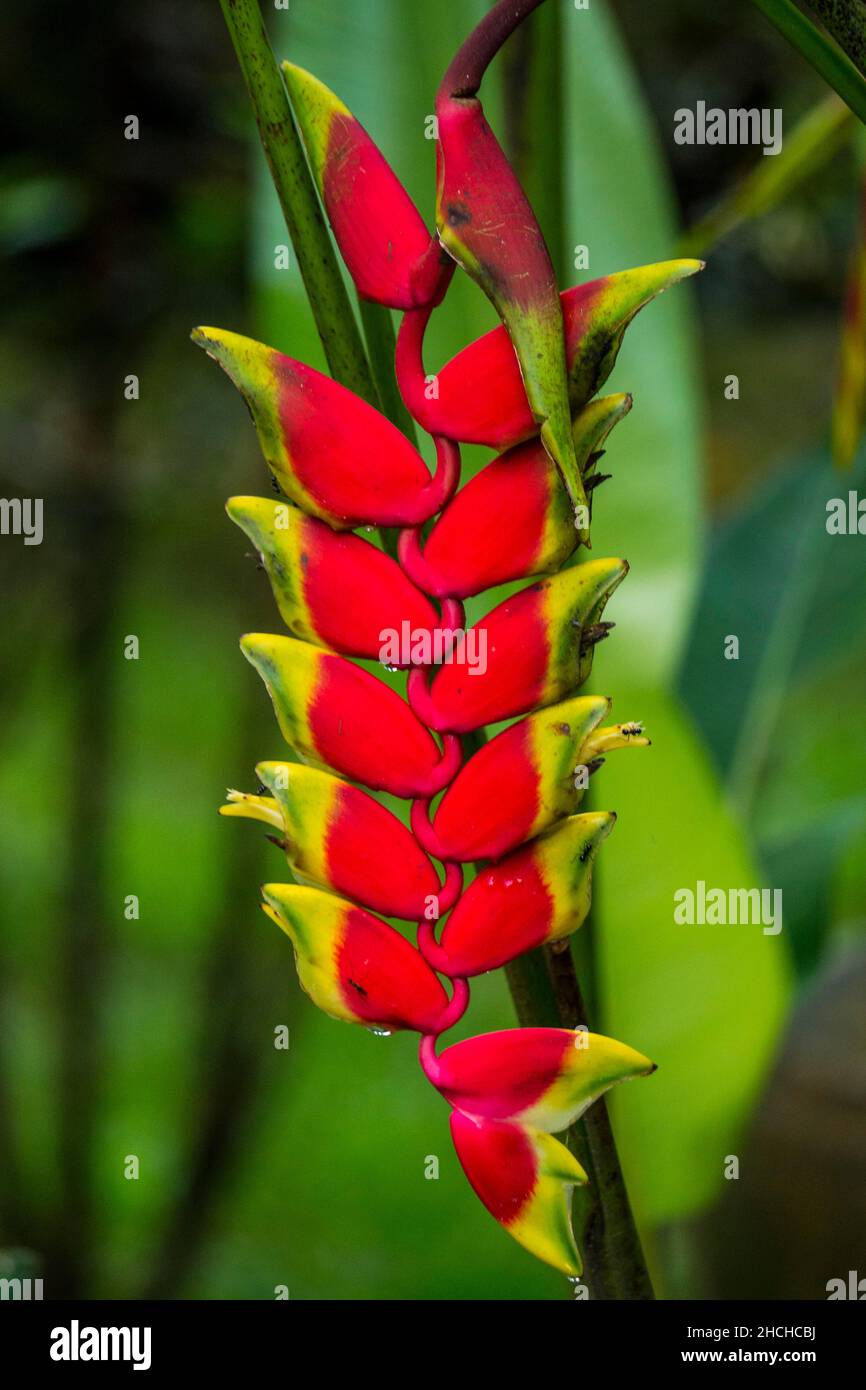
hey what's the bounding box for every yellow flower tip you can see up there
[190,325,227,355]
[239,631,269,661]
[225,495,263,522]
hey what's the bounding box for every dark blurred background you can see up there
[0,0,864,1299]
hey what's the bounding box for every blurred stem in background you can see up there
[832,162,866,468]
[679,93,855,258]
[51,378,126,1297]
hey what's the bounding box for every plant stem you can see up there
[545,950,654,1300]
[749,0,866,126]
[808,0,866,78]
[358,299,420,448]
[218,0,377,405]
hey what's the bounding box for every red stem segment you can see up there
[440,0,548,99]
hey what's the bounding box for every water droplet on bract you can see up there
[367,1026,392,1038]
[363,525,375,534]
[382,663,398,673]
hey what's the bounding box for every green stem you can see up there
[504,944,653,1299]
[749,0,866,125]
[218,0,377,405]
[808,0,866,78]
[358,298,419,447]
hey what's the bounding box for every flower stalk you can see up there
[217,0,376,404]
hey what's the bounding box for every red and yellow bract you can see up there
[203,0,699,1281]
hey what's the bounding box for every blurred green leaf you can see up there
[599,688,791,1226]
[680,449,866,972]
[561,4,791,1227]
[561,2,703,688]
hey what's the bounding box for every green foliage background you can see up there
[0,0,864,1299]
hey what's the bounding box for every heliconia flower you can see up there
[282,62,447,310]
[435,8,585,532]
[222,761,460,922]
[418,812,614,977]
[226,495,438,661]
[449,1111,586,1276]
[422,1027,655,1132]
[399,394,632,599]
[192,327,459,529]
[241,633,462,798]
[397,260,702,451]
[407,558,627,734]
[411,694,649,863]
[261,883,467,1034]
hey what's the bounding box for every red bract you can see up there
[449,1111,586,1276]
[227,496,438,661]
[399,394,631,599]
[262,884,466,1034]
[411,695,648,864]
[193,328,459,528]
[241,634,462,798]
[223,761,460,922]
[423,1027,654,1131]
[408,559,627,734]
[397,261,701,450]
[283,62,448,310]
[418,812,614,977]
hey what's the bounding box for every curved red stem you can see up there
[417,916,454,977]
[429,975,469,1037]
[423,732,463,793]
[437,860,464,915]
[407,664,442,730]
[399,525,451,598]
[439,0,547,99]
[411,797,449,860]
[422,435,461,514]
